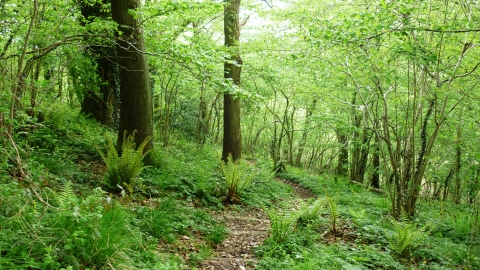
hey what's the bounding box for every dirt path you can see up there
[199,208,270,270]
[199,178,317,270]
[276,177,317,200]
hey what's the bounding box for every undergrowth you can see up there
[257,164,479,269]
[0,181,139,269]
[135,197,227,245]
[2,104,479,269]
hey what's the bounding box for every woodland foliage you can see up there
[1,0,479,269]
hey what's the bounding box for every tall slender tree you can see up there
[222,0,242,162]
[111,0,153,152]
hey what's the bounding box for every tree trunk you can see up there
[196,81,207,146]
[28,59,42,117]
[469,167,480,205]
[8,0,37,135]
[79,0,120,126]
[336,128,348,176]
[404,94,437,216]
[443,167,454,202]
[79,46,119,126]
[453,141,462,204]
[111,0,153,153]
[295,99,317,166]
[286,104,296,165]
[371,137,380,189]
[222,0,242,162]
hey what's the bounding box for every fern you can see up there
[325,193,339,233]
[58,181,76,211]
[97,130,152,192]
[388,214,433,257]
[267,208,300,243]
[298,198,326,225]
[219,154,254,203]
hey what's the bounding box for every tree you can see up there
[222,0,242,162]
[111,0,154,153]
[78,0,119,126]
[283,0,480,218]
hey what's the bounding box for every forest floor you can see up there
[199,178,317,270]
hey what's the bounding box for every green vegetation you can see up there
[257,167,480,269]
[219,154,254,203]
[1,101,479,269]
[2,0,480,269]
[97,131,152,193]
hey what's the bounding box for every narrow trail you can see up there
[199,208,270,270]
[276,177,317,200]
[199,177,317,270]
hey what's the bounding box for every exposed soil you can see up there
[320,220,359,245]
[199,208,270,270]
[276,177,317,200]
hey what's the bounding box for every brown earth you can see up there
[276,177,317,200]
[199,208,270,270]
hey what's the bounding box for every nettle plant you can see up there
[97,131,152,193]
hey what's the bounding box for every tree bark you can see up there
[336,128,348,176]
[222,0,242,162]
[295,99,317,166]
[79,0,119,126]
[111,0,153,153]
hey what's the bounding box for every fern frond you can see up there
[388,218,433,257]
[299,198,326,224]
[219,154,254,202]
[58,181,77,210]
[97,131,152,192]
[267,208,300,243]
[325,193,339,232]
